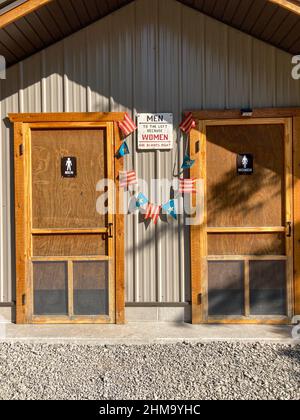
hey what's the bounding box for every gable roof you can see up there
[0,0,299,68]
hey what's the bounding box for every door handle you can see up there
[286,222,292,237]
[107,223,113,238]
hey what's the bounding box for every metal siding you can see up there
[252,38,277,107]
[0,0,300,304]
[86,17,110,113]
[157,0,182,302]
[133,0,158,302]
[0,64,19,303]
[21,54,42,113]
[227,27,252,108]
[204,15,228,109]
[63,30,88,113]
[41,44,64,113]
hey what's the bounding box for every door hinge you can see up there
[19,144,24,156]
[198,293,202,305]
[286,222,292,238]
[107,223,113,238]
[22,294,26,306]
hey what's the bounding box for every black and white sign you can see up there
[237,154,253,175]
[61,157,77,178]
[137,113,173,150]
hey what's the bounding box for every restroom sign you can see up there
[237,154,253,175]
[61,157,77,178]
[137,113,173,150]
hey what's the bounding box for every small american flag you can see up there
[119,171,137,188]
[179,112,196,134]
[179,178,197,194]
[118,113,137,138]
[145,203,161,225]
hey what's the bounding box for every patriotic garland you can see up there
[117,112,197,225]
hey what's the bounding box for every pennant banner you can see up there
[181,154,195,170]
[119,171,138,188]
[162,199,177,220]
[117,141,130,158]
[179,112,196,134]
[179,178,196,194]
[117,112,200,226]
[118,113,137,138]
[136,193,149,208]
[145,203,161,225]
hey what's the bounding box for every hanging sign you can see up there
[137,113,173,150]
[237,154,253,175]
[61,157,77,178]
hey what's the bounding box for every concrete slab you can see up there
[0,323,298,345]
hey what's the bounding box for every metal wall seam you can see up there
[227,27,252,109]
[131,2,139,303]
[155,0,162,302]
[0,89,3,302]
[133,0,158,303]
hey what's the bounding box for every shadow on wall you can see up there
[0,0,299,304]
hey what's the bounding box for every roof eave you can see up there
[0,0,53,29]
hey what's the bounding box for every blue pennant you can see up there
[162,199,177,220]
[136,193,149,209]
[181,154,195,170]
[117,141,130,158]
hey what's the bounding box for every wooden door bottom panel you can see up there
[31,256,112,262]
[207,227,286,233]
[206,317,291,325]
[207,255,288,261]
[31,316,114,324]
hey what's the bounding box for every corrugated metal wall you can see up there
[1,0,300,304]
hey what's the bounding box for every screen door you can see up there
[27,126,115,323]
[203,119,293,322]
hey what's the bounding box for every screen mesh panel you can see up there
[250,260,287,315]
[208,261,244,316]
[73,261,109,316]
[33,262,68,316]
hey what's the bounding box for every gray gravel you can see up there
[0,342,299,400]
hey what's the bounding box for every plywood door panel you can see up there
[31,128,107,229]
[207,233,285,255]
[206,124,285,228]
[32,234,107,257]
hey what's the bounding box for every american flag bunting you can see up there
[145,203,161,225]
[162,199,177,220]
[179,112,196,134]
[119,170,138,188]
[118,113,137,138]
[117,141,130,158]
[179,178,197,194]
[181,154,195,170]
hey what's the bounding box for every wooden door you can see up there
[201,119,293,323]
[13,118,121,324]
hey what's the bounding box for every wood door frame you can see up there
[189,108,300,325]
[9,113,126,324]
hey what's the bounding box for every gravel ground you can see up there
[0,341,299,400]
